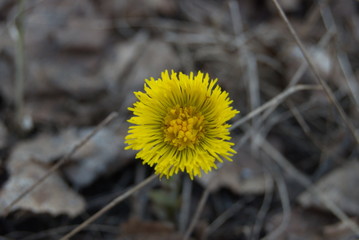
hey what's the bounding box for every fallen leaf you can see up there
[63,127,133,188]
[298,160,359,216]
[24,0,102,47]
[119,218,184,240]
[8,127,132,189]
[280,44,333,84]
[53,18,109,51]
[123,40,181,90]
[322,218,359,240]
[196,148,272,195]
[2,0,111,126]
[0,161,85,217]
[113,40,181,109]
[100,40,147,90]
[265,207,334,240]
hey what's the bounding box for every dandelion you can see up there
[125,70,239,179]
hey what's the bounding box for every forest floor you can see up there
[0,0,359,239]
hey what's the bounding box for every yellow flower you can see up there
[125,70,239,179]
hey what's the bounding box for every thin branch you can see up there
[229,0,261,152]
[2,111,120,215]
[287,100,326,151]
[59,174,158,240]
[271,0,359,145]
[260,138,359,235]
[202,199,249,240]
[246,27,335,150]
[230,84,321,131]
[183,84,320,239]
[183,185,211,240]
[250,173,274,240]
[261,155,291,240]
[318,2,359,106]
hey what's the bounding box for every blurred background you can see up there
[0,0,359,239]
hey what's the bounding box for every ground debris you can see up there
[197,148,271,195]
[119,218,184,240]
[299,160,359,216]
[0,161,85,217]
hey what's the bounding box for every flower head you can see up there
[125,70,239,179]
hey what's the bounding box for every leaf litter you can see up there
[0,0,359,239]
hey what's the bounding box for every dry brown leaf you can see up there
[116,40,181,109]
[196,149,271,195]
[100,40,146,89]
[9,129,81,170]
[27,52,105,98]
[63,127,133,188]
[322,218,359,240]
[124,40,181,88]
[299,160,359,216]
[0,161,85,217]
[0,125,133,216]
[2,0,111,126]
[8,127,131,189]
[24,0,101,46]
[53,18,109,51]
[265,207,334,240]
[280,44,333,83]
[24,40,179,126]
[119,218,184,240]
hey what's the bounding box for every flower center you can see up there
[164,106,205,150]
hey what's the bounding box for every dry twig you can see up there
[202,199,250,240]
[318,3,359,106]
[183,84,319,239]
[260,138,359,234]
[59,174,158,240]
[271,0,359,145]
[261,155,291,240]
[250,173,274,240]
[183,184,211,240]
[230,84,321,131]
[2,112,120,215]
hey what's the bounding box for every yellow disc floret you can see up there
[164,106,204,150]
